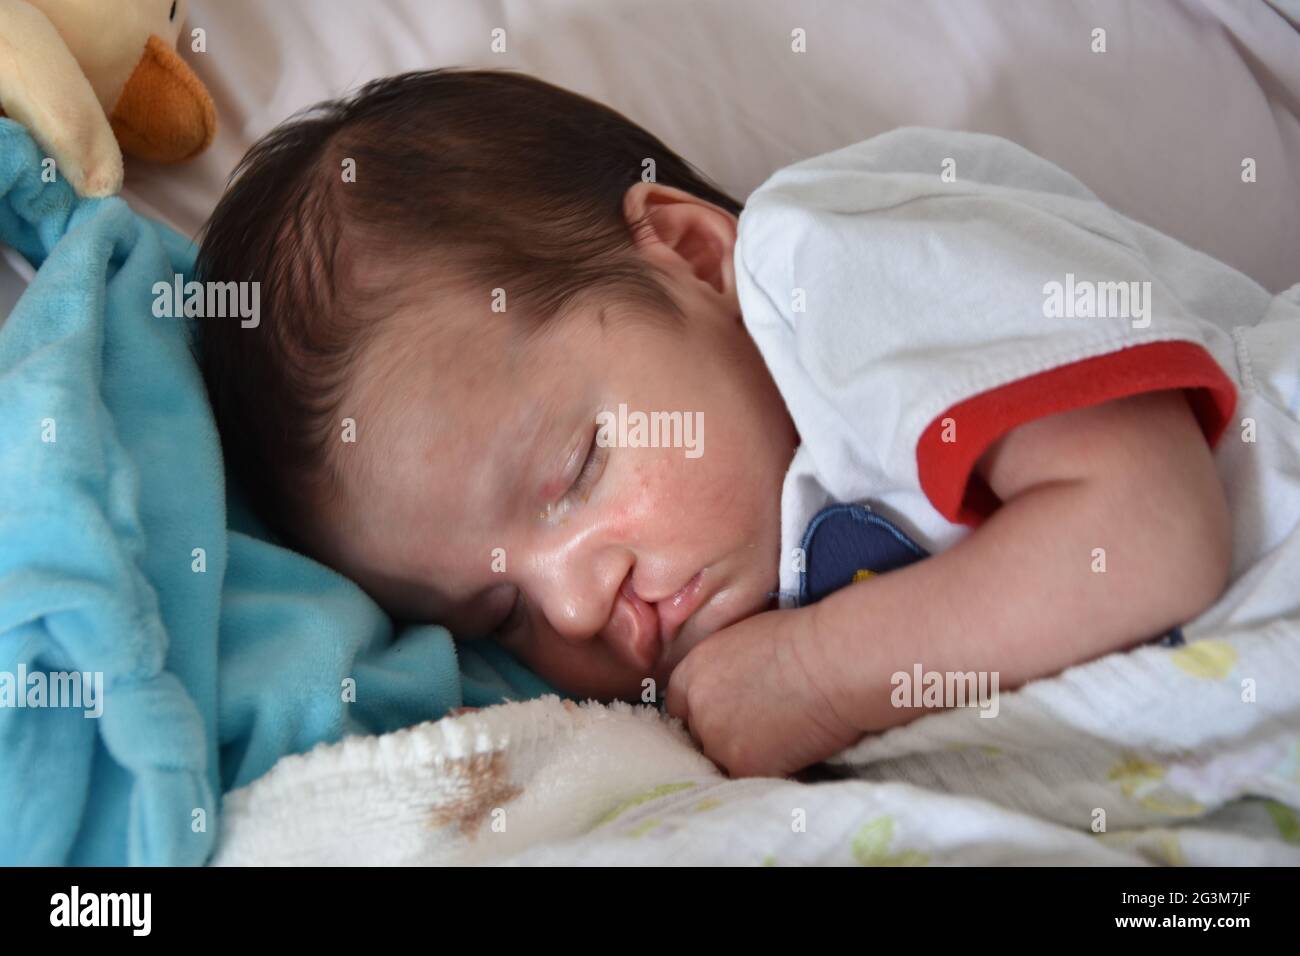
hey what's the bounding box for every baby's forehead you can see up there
[353,277,607,418]
[351,286,510,412]
[339,293,571,492]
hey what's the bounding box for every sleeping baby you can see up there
[197,68,1300,777]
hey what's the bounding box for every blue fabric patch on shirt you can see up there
[798,503,928,606]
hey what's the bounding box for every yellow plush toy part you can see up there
[0,0,216,197]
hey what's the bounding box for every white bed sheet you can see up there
[110,0,1300,293]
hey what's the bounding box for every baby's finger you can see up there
[663,674,690,726]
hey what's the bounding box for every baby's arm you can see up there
[807,389,1232,733]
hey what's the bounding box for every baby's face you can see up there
[312,186,797,700]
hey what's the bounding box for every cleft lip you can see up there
[614,575,662,672]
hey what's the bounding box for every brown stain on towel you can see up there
[427,751,523,839]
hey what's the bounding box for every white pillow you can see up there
[122,0,1299,291]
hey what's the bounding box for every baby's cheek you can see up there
[512,625,648,700]
[676,442,748,513]
[638,449,746,536]
[607,457,666,527]
[589,453,677,540]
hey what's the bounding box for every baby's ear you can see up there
[622,182,737,297]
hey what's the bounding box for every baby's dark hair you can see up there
[197,68,743,541]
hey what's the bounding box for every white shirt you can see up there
[733,128,1300,619]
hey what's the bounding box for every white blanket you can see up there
[215,615,1300,866]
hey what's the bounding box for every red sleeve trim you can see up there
[917,340,1238,527]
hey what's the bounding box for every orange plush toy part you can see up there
[0,0,216,197]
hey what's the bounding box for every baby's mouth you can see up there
[656,570,706,647]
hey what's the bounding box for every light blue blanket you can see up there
[0,120,557,866]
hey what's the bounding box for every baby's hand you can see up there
[664,606,862,777]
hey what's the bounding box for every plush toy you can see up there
[0,0,215,197]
